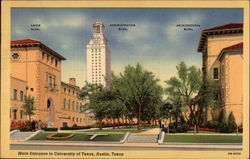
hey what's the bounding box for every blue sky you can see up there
[11,8,243,87]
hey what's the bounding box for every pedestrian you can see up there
[38,120,42,130]
[31,120,36,132]
[158,120,162,128]
[46,120,51,128]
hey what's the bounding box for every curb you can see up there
[160,142,242,145]
[23,130,43,141]
[120,132,130,143]
[10,129,20,136]
[24,140,122,144]
[157,131,165,144]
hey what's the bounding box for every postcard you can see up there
[1,0,249,158]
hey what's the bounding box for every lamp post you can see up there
[169,110,172,124]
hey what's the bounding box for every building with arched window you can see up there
[197,23,243,125]
[10,39,94,127]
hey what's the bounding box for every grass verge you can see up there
[164,134,242,143]
[30,132,124,142]
[82,126,153,133]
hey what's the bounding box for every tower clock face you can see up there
[11,53,20,60]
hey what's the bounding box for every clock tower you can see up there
[86,22,111,88]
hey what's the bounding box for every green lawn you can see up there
[164,135,242,143]
[187,131,218,134]
[82,127,151,133]
[30,132,124,142]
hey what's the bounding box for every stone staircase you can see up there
[126,134,159,143]
[10,131,34,141]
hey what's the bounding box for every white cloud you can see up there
[14,27,28,36]
[164,13,204,42]
[114,21,155,43]
[31,14,88,30]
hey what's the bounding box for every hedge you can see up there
[60,126,91,130]
[42,128,58,131]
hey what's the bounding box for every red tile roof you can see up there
[223,42,243,50]
[197,23,243,52]
[204,23,243,31]
[11,39,66,60]
[218,42,243,61]
[11,39,40,45]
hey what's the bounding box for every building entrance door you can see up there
[47,98,55,124]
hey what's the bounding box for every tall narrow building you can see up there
[86,21,111,88]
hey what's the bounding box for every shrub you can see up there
[219,112,237,133]
[238,125,243,133]
[72,123,78,128]
[20,128,32,132]
[227,112,237,132]
[60,126,91,130]
[205,120,221,131]
[42,128,58,131]
[162,122,189,133]
[218,109,226,123]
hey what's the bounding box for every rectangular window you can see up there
[49,76,52,88]
[20,110,23,119]
[13,89,17,100]
[42,52,45,60]
[76,102,79,112]
[72,101,75,110]
[63,99,66,109]
[13,109,17,120]
[68,100,70,109]
[52,77,55,88]
[51,57,54,65]
[47,54,49,62]
[213,67,219,79]
[20,91,24,101]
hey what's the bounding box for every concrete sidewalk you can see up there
[10,140,242,150]
[137,128,161,135]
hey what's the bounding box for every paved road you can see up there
[10,143,242,151]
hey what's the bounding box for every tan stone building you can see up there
[197,23,243,125]
[59,78,94,127]
[10,39,94,127]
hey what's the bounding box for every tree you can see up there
[194,77,222,127]
[110,63,163,130]
[22,95,36,121]
[165,62,202,126]
[108,100,126,128]
[227,112,237,133]
[160,101,173,123]
[87,88,108,130]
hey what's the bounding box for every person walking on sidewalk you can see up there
[31,120,36,132]
[37,120,42,130]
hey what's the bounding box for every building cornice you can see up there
[11,39,66,60]
[197,23,243,53]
